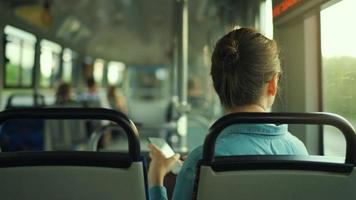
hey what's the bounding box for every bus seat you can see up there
[0,108,148,200]
[0,119,44,151]
[5,93,46,109]
[0,93,46,151]
[0,93,45,151]
[194,112,356,200]
[0,152,147,200]
[196,156,356,200]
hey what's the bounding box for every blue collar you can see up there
[222,124,288,136]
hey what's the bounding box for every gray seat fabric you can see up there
[195,157,356,200]
[0,152,148,200]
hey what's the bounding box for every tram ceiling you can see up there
[0,0,262,66]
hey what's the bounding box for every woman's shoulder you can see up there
[284,132,309,155]
[182,146,204,171]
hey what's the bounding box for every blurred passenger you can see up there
[77,77,102,138]
[188,78,203,108]
[78,77,101,107]
[107,85,128,114]
[140,73,157,100]
[164,96,179,147]
[148,28,308,200]
[55,82,76,105]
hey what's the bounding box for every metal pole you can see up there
[176,0,189,152]
[171,38,178,97]
[33,38,41,106]
[0,23,5,110]
[177,0,188,103]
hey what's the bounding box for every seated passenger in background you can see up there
[187,78,203,108]
[107,85,128,114]
[78,77,101,107]
[55,82,77,106]
[148,27,309,200]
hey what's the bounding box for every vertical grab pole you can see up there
[0,23,5,108]
[33,39,41,106]
[176,0,189,152]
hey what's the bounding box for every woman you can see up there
[148,28,308,200]
[55,82,76,105]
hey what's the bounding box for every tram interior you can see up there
[0,0,356,199]
[0,0,268,153]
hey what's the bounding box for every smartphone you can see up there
[147,137,182,174]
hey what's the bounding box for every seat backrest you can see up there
[196,156,356,200]
[5,93,46,109]
[194,112,356,200]
[0,108,147,200]
[0,152,147,200]
[0,119,44,151]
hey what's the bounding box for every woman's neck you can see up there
[226,104,267,114]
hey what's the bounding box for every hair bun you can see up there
[223,41,240,69]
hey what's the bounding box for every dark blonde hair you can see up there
[211,28,281,109]
[56,82,72,104]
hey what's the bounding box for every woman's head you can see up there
[56,82,72,104]
[211,28,281,111]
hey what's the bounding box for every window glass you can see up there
[127,66,168,100]
[22,43,36,86]
[259,0,273,39]
[4,25,36,87]
[93,59,105,85]
[321,0,356,156]
[107,61,126,85]
[40,39,62,88]
[5,37,21,86]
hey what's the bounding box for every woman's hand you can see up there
[148,143,180,187]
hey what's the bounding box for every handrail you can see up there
[0,108,141,161]
[202,112,356,165]
[88,124,126,151]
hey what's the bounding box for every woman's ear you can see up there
[267,74,279,96]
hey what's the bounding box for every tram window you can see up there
[259,0,273,39]
[107,61,126,85]
[93,58,105,86]
[62,48,77,82]
[321,0,356,156]
[128,67,168,100]
[3,25,36,88]
[40,39,62,88]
